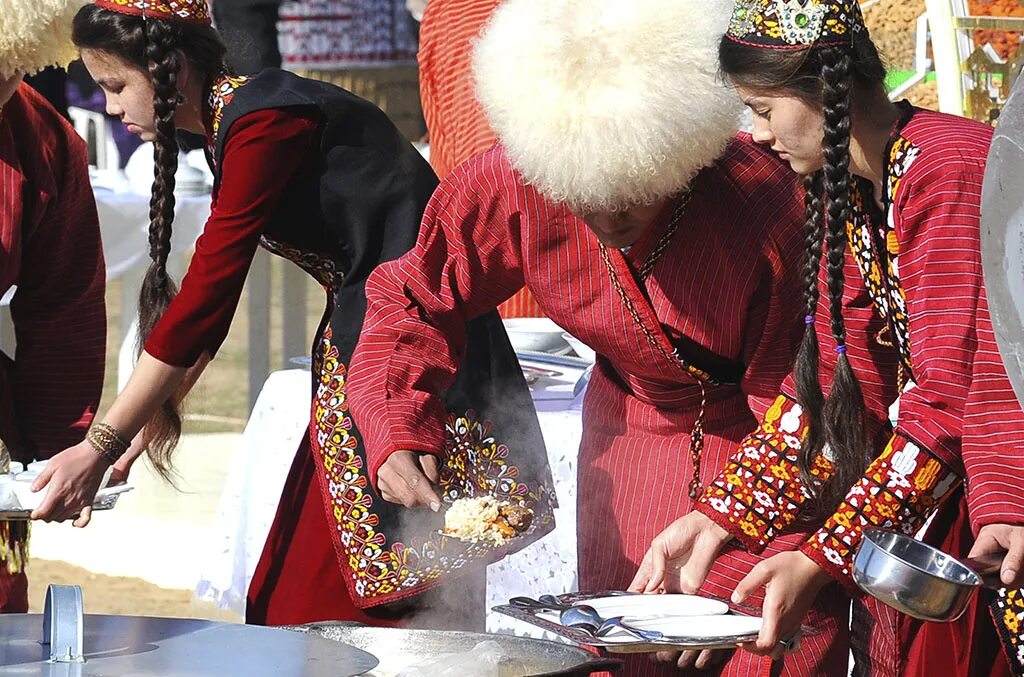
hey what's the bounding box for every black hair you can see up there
[719,36,886,513]
[73,5,227,477]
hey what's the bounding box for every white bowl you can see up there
[561,333,596,362]
[10,481,43,510]
[503,318,571,355]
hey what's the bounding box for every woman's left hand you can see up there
[30,441,109,526]
[732,550,831,660]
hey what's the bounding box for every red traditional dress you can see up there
[417,0,544,319]
[143,69,553,626]
[699,103,1024,676]
[347,138,855,676]
[0,84,106,611]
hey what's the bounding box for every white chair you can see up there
[68,106,120,170]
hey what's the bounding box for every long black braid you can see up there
[73,5,227,478]
[719,34,887,513]
[136,18,184,476]
[793,172,826,490]
[817,46,869,512]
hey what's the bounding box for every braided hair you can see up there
[719,35,886,513]
[72,6,226,478]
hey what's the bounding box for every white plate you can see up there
[627,614,762,640]
[535,610,761,646]
[579,594,730,620]
[503,318,572,354]
[562,333,597,362]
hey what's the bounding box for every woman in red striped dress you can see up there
[347,0,854,674]
[633,1,1024,674]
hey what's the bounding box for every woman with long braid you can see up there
[632,1,1024,674]
[33,0,554,629]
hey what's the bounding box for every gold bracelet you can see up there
[86,423,130,465]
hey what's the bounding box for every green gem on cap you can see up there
[795,12,809,27]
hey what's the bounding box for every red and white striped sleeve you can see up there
[893,151,1024,530]
[346,147,526,486]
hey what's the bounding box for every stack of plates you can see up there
[0,460,133,518]
[496,593,765,653]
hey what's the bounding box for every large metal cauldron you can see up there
[982,71,1024,404]
[284,621,621,676]
[0,586,378,676]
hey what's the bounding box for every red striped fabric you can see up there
[348,136,850,675]
[417,0,502,180]
[0,85,105,458]
[886,111,1024,530]
[416,0,543,318]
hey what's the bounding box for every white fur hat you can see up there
[0,0,88,79]
[473,0,741,212]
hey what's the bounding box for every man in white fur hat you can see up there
[348,0,850,674]
[0,0,105,612]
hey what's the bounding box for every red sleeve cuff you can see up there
[799,540,862,596]
[694,500,763,552]
[962,485,1024,532]
[966,475,1024,533]
[697,395,823,552]
[801,435,961,586]
[358,394,447,489]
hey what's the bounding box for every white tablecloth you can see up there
[94,186,211,281]
[194,360,587,631]
[193,369,311,611]
[0,181,210,311]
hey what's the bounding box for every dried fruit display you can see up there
[968,0,1024,61]
[862,0,927,70]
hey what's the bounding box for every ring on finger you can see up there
[776,637,796,652]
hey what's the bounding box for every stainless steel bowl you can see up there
[853,528,982,622]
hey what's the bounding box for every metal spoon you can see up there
[597,616,664,642]
[539,594,570,610]
[509,596,565,612]
[560,605,664,642]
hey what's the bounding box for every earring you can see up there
[176,92,187,106]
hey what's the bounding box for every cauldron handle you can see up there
[42,584,85,663]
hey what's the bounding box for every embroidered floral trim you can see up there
[260,236,344,292]
[206,71,252,168]
[846,179,912,378]
[991,589,1024,676]
[845,133,919,381]
[726,0,866,48]
[886,136,920,205]
[698,395,832,552]
[801,435,960,588]
[309,328,556,603]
